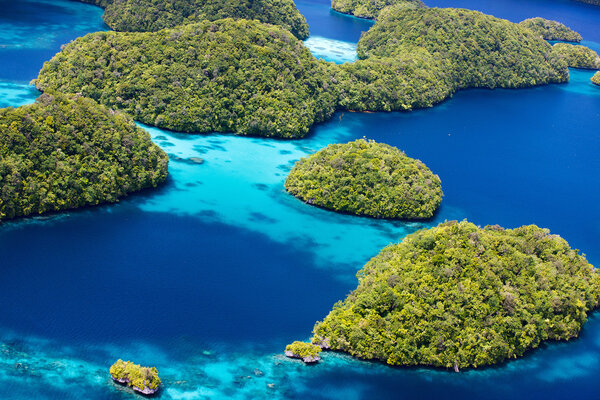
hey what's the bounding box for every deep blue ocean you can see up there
[0,0,599,399]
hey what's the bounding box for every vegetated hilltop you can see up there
[331,0,425,19]
[519,17,582,42]
[552,43,600,69]
[331,6,569,113]
[285,139,443,219]
[0,93,168,222]
[78,0,309,39]
[312,221,600,370]
[357,7,568,90]
[592,71,600,85]
[36,19,336,139]
[332,49,454,112]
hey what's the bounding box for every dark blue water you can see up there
[0,0,107,81]
[430,0,600,44]
[0,0,599,399]
[295,0,373,41]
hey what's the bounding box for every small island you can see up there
[519,17,582,42]
[0,93,168,222]
[312,221,600,370]
[552,43,600,69]
[285,341,322,363]
[331,0,425,19]
[78,0,309,39]
[285,139,442,219]
[110,360,161,395]
[592,71,600,86]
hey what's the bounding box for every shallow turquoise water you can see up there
[0,0,600,399]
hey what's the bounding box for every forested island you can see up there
[356,7,568,90]
[592,72,600,85]
[330,0,425,19]
[37,5,573,137]
[285,341,322,363]
[519,17,582,42]
[0,93,168,222]
[36,19,336,138]
[78,0,309,39]
[312,221,600,370]
[285,139,442,219]
[552,43,600,69]
[110,360,161,395]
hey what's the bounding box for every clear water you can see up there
[0,0,599,399]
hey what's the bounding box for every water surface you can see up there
[0,0,599,399]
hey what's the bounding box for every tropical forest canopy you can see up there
[312,221,600,369]
[37,5,575,137]
[552,43,600,69]
[330,0,425,19]
[79,0,309,39]
[519,17,582,42]
[0,93,168,221]
[357,6,569,90]
[285,139,443,219]
[36,19,337,138]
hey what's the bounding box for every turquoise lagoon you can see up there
[0,0,600,399]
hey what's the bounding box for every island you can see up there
[36,19,336,138]
[285,139,442,219]
[312,221,600,370]
[0,93,168,222]
[37,6,573,138]
[285,341,322,363]
[333,5,570,112]
[356,6,568,90]
[110,359,161,395]
[331,0,425,19]
[592,71,600,85]
[78,0,309,39]
[519,17,582,42]
[552,43,600,69]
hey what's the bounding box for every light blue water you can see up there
[0,0,599,399]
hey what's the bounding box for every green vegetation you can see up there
[312,221,600,369]
[285,341,322,362]
[0,93,168,222]
[285,139,442,219]
[78,0,309,39]
[39,6,573,136]
[552,43,600,69]
[357,7,568,90]
[331,0,425,19]
[36,19,336,138]
[332,50,453,112]
[519,17,582,42]
[110,359,161,394]
[592,71,600,86]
